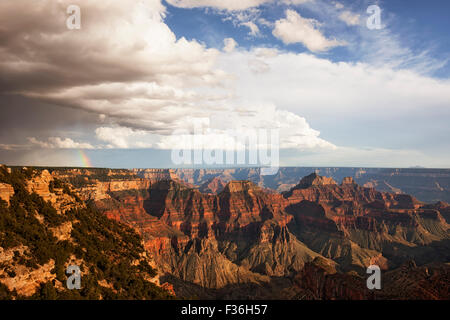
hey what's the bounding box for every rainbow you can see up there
[77,149,92,167]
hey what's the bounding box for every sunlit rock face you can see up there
[0,183,14,204]
[135,167,450,204]
[69,169,448,298]
[7,166,447,299]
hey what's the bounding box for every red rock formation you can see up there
[293,258,371,300]
[160,282,176,296]
[0,183,14,204]
[198,177,227,194]
[292,258,450,300]
[43,168,448,296]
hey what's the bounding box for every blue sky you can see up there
[164,0,450,76]
[0,0,449,168]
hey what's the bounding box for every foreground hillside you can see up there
[0,166,174,299]
[0,165,449,300]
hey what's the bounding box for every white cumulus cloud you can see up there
[339,10,361,26]
[272,9,345,52]
[223,38,238,52]
[156,104,336,151]
[28,137,94,149]
[165,0,272,11]
[95,127,153,149]
[241,21,260,36]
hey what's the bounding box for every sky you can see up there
[0,0,449,169]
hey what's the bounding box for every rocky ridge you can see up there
[2,166,448,299]
[133,167,450,203]
[0,166,174,299]
[83,171,449,298]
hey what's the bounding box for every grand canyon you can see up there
[1,0,449,307]
[1,165,448,300]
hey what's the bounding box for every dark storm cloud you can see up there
[0,0,224,134]
[0,0,334,155]
[0,94,101,146]
[1,0,448,169]
[0,0,221,94]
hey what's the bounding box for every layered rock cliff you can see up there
[88,171,449,298]
[0,166,174,300]
[134,167,450,203]
[2,165,448,300]
[0,183,14,204]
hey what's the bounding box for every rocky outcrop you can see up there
[0,167,175,300]
[0,183,14,204]
[293,258,371,300]
[140,167,450,203]
[1,260,56,296]
[422,201,450,224]
[26,170,54,201]
[5,166,447,299]
[51,167,450,203]
[135,169,179,181]
[0,245,56,297]
[375,261,450,299]
[296,173,337,189]
[90,172,448,295]
[77,179,150,201]
[198,177,227,194]
[341,177,356,185]
[95,179,310,288]
[240,222,325,276]
[153,237,270,289]
[24,170,81,213]
[49,221,73,241]
[292,259,450,300]
[83,169,448,295]
[283,175,449,270]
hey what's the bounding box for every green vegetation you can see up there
[51,168,139,188]
[49,178,81,202]
[0,167,172,300]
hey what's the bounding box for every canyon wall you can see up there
[72,169,449,297]
[134,167,450,203]
[3,166,448,299]
[0,183,14,204]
